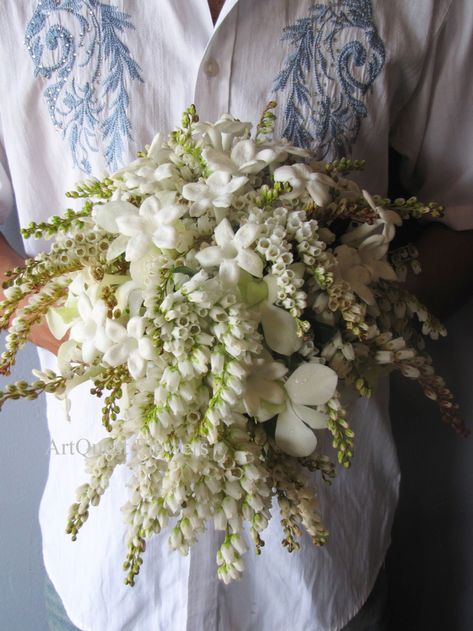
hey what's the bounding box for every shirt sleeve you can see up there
[390,0,473,230]
[0,114,14,226]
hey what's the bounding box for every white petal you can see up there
[116,214,144,237]
[128,289,145,316]
[255,148,277,163]
[103,344,129,367]
[158,204,186,223]
[57,340,81,376]
[261,305,302,356]
[285,363,338,406]
[264,275,278,305]
[127,316,145,339]
[152,225,178,249]
[233,223,260,249]
[275,406,318,457]
[236,248,263,278]
[182,182,206,202]
[147,133,164,161]
[105,319,127,343]
[291,403,328,429]
[154,163,175,180]
[362,189,377,210]
[82,339,98,364]
[138,336,156,360]
[214,218,235,247]
[139,195,161,220]
[116,280,139,311]
[352,282,375,305]
[264,361,289,381]
[94,327,111,353]
[231,139,256,165]
[195,246,224,268]
[219,259,240,286]
[128,353,145,380]
[257,380,286,405]
[369,259,398,282]
[306,180,331,207]
[225,175,248,194]
[125,234,151,261]
[92,300,107,325]
[106,234,129,261]
[77,293,92,321]
[273,165,297,182]
[93,201,137,233]
[203,147,236,173]
[46,306,77,340]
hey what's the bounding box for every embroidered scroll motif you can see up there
[25,0,144,173]
[274,1,385,159]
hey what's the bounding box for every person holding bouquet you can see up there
[0,1,472,630]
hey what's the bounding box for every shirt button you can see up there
[203,58,219,77]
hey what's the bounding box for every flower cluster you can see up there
[0,105,467,585]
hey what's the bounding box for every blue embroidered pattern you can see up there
[273,1,385,159]
[25,0,143,173]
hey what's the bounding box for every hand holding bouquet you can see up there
[0,104,467,585]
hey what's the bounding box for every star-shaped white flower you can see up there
[194,114,252,152]
[243,355,288,421]
[275,362,338,457]
[196,218,263,286]
[181,171,248,217]
[202,140,280,176]
[273,164,336,206]
[102,316,156,380]
[69,294,108,364]
[94,192,188,261]
[335,243,397,305]
[342,190,402,249]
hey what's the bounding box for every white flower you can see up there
[275,362,338,457]
[273,164,336,206]
[69,294,108,364]
[342,190,402,248]
[94,193,188,261]
[182,171,248,217]
[102,317,156,379]
[203,140,279,176]
[243,355,287,421]
[196,218,263,286]
[194,114,252,152]
[117,195,187,260]
[335,243,397,305]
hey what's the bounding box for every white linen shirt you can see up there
[0,1,471,630]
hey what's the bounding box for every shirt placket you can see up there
[193,1,239,121]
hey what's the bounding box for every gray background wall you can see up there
[0,212,472,631]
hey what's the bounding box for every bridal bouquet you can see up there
[0,105,466,585]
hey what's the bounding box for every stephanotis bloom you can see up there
[275,362,338,457]
[193,114,252,152]
[203,140,279,176]
[181,171,248,218]
[273,163,337,206]
[196,218,263,286]
[342,190,402,248]
[101,317,156,380]
[335,242,397,305]
[243,354,288,421]
[93,192,189,261]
